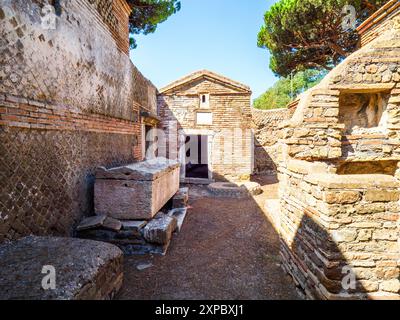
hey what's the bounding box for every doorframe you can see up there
[179,129,214,181]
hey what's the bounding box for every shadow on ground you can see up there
[117,174,301,300]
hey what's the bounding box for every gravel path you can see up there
[118,176,300,300]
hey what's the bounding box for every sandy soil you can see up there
[117,175,300,300]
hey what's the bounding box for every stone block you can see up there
[76,215,107,231]
[0,236,123,300]
[364,190,400,202]
[323,191,361,204]
[305,174,400,189]
[143,214,177,245]
[168,208,188,233]
[380,280,400,293]
[121,220,147,237]
[103,217,122,231]
[331,229,358,242]
[94,158,180,220]
[172,187,189,208]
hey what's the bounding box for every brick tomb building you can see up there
[157,70,254,183]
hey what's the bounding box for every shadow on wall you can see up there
[180,173,370,299]
[253,135,278,176]
[283,214,369,299]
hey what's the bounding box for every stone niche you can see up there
[339,91,390,134]
[337,160,399,175]
[94,158,180,220]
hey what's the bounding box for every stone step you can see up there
[168,208,188,233]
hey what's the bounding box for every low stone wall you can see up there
[0,236,124,300]
[278,160,400,299]
[252,108,289,175]
[0,0,157,242]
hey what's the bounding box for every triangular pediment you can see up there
[159,70,251,95]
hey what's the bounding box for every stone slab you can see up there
[143,214,177,245]
[0,236,123,300]
[121,220,147,230]
[168,208,188,233]
[76,215,106,231]
[305,174,400,189]
[103,217,122,231]
[95,157,180,181]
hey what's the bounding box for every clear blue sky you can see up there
[129,0,279,101]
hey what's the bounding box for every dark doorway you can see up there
[185,135,209,179]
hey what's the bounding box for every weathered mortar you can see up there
[275,4,400,300]
[0,0,157,242]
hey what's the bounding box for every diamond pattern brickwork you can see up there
[0,127,136,242]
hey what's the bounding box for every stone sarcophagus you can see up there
[94,158,180,220]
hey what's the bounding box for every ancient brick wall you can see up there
[0,0,157,242]
[252,108,289,175]
[278,160,399,299]
[275,6,400,299]
[158,71,253,181]
[357,0,400,47]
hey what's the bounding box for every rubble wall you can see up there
[251,108,289,175]
[0,0,157,242]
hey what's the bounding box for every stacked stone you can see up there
[75,159,190,255]
[77,188,189,255]
[282,89,343,160]
[279,166,399,299]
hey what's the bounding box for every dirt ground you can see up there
[117,175,300,300]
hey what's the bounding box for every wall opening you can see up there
[337,160,398,175]
[185,135,209,179]
[339,91,390,134]
[199,93,210,109]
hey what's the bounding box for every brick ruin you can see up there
[252,108,290,175]
[270,1,400,299]
[0,0,399,301]
[0,0,157,242]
